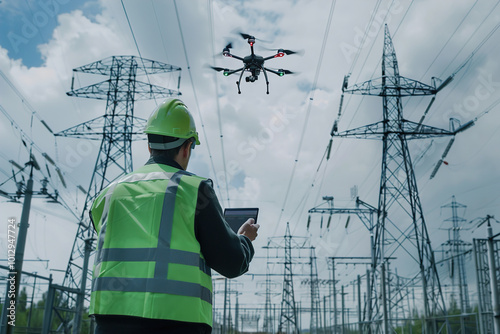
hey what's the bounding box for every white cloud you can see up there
[1,0,500,321]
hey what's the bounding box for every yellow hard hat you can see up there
[144,99,200,148]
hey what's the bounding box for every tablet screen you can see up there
[224,208,259,233]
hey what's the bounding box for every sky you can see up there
[1,0,500,327]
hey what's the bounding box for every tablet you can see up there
[223,208,259,233]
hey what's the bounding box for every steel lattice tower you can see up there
[309,247,321,334]
[54,55,181,333]
[441,196,471,313]
[332,25,459,333]
[278,223,299,334]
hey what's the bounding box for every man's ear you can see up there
[181,140,191,158]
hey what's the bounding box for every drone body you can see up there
[211,33,297,94]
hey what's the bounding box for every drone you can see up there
[210,33,299,94]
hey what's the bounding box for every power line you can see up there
[440,1,500,78]
[151,0,171,63]
[172,0,224,201]
[273,0,337,236]
[150,0,175,90]
[208,0,231,206]
[121,0,160,106]
[420,0,479,80]
[347,0,383,75]
[0,69,55,136]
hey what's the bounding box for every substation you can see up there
[1,1,500,334]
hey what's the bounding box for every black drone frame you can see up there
[211,34,296,94]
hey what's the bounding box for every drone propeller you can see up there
[264,47,304,56]
[235,31,271,44]
[220,42,235,57]
[267,68,298,76]
[280,49,303,56]
[209,66,227,72]
[239,32,253,40]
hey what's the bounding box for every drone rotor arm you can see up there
[264,67,282,76]
[225,67,245,76]
[266,67,295,76]
[229,54,245,61]
[263,55,278,61]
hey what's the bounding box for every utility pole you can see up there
[330,25,469,333]
[2,163,33,334]
[486,217,500,334]
[341,285,346,334]
[357,275,362,334]
[0,156,59,334]
[309,196,377,333]
[332,258,338,333]
[54,55,181,333]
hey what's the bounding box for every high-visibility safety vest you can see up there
[89,163,213,326]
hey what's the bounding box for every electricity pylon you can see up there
[441,196,471,313]
[331,25,469,333]
[264,223,309,333]
[54,55,181,333]
[278,223,299,334]
[309,247,321,334]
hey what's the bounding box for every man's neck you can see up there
[145,155,184,170]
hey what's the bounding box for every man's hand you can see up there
[238,218,260,241]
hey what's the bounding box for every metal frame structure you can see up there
[439,196,471,313]
[52,55,181,333]
[473,217,500,334]
[331,25,467,333]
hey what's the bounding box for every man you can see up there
[89,98,259,333]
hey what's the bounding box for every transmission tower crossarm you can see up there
[345,76,437,96]
[55,116,147,140]
[67,80,180,100]
[72,56,181,76]
[309,207,374,215]
[356,197,378,212]
[401,120,454,139]
[66,80,113,100]
[133,81,181,100]
[334,119,455,140]
[136,58,182,75]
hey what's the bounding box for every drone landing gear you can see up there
[262,67,270,94]
[236,68,245,94]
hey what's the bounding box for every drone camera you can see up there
[245,76,257,82]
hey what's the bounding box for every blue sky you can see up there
[0,0,100,67]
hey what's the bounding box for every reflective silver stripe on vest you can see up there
[94,170,212,303]
[92,277,212,304]
[96,247,211,276]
